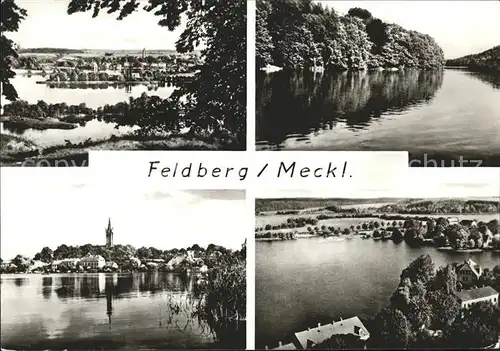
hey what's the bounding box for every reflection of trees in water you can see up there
[1,122,30,134]
[467,71,500,89]
[256,69,444,146]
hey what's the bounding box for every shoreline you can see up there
[1,133,234,167]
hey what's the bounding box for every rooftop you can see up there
[455,286,499,302]
[293,316,369,349]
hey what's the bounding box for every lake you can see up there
[0,72,177,146]
[0,272,242,349]
[256,68,500,166]
[255,238,500,349]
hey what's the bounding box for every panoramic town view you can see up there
[256,0,500,166]
[255,185,500,349]
[1,0,246,166]
[0,180,247,350]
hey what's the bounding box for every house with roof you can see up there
[282,316,370,350]
[456,259,483,286]
[454,286,499,309]
[269,341,297,350]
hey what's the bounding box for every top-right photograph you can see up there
[256,0,500,167]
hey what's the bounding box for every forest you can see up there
[446,45,500,73]
[257,0,445,71]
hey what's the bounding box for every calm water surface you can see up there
[256,69,500,166]
[1,272,222,349]
[255,238,500,348]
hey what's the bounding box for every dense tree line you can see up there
[18,47,84,54]
[367,255,500,349]
[446,45,500,73]
[256,0,444,70]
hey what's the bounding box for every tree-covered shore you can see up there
[1,0,247,156]
[257,1,445,71]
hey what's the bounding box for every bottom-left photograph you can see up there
[0,179,247,350]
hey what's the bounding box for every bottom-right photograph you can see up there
[255,182,500,350]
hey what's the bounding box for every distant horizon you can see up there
[318,1,500,59]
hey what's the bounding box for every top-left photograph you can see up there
[0,0,247,167]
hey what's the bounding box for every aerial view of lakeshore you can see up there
[256,188,500,349]
[256,0,500,166]
[0,182,247,350]
[1,0,246,166]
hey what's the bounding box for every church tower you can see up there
[105,218,114,248]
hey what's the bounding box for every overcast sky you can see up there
[321,1,500,59]
[0,174,247,260]
[7,0,186,50]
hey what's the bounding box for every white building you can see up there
[80,253,105,269]
[455,286,499,309]
[271,316,370,350]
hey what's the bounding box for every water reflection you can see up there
[256,69,444,147]
[466,71,500,89]
[1,273,231,349]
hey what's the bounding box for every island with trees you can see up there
[256,0,444,71]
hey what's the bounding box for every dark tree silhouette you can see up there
[1,0,27,104]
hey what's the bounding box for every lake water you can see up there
[0,272,227,349]
[256,68,500,166]
[1,72,176,146]
[255,238,500,348]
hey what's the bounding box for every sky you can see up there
[7,0,187,50]
[320,1,500,59]
[0,174,247,260]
